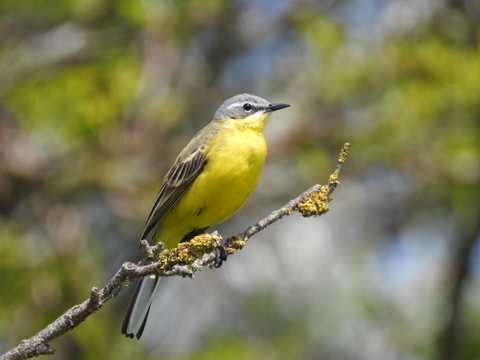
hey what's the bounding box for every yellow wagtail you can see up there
[122,93,290,339]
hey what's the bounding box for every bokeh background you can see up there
[1,0,480,359]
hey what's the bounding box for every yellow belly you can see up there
[156,127,267,248]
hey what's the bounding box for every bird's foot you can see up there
[214,245,228,268]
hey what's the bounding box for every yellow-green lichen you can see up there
[297,185,331,217]
[158,233,221,270]
[226,235,246,254]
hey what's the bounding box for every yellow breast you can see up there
[157,125,267,248]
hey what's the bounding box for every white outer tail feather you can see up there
[122,275,160,338]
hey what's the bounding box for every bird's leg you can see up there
[214,245,228,268]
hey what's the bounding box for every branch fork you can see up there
[1,143,350,360]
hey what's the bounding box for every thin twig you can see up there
[0,143,350,360]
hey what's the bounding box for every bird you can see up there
[122,93,290,339]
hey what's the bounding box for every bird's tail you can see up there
[122,275,160,339]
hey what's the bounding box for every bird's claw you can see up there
[214,245,228,268]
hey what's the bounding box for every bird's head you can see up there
[213,93,290,132]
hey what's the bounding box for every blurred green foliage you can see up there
[1,0,480,359]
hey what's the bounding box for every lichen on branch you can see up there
[0,143,350,360]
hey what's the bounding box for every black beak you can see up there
[266,103,291,112]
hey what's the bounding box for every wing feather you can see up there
[140,128,219,240]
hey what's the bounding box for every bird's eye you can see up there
[243,103,253,112]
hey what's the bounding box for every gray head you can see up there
[213,93,290,121]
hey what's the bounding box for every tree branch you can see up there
[0,143,350,360]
